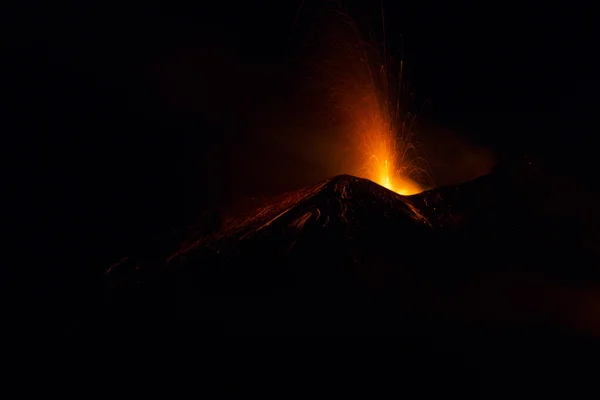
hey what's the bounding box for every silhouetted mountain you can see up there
[104,164,600,337]
[97,163,600,396]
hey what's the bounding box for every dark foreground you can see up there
[98,159,600,397]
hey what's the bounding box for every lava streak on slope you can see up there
[167,174,430,265]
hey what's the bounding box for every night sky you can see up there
[4,1,598,322]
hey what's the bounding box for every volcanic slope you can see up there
[170,174,431,268]
[106,174,434,334]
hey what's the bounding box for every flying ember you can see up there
[323,10,431,195]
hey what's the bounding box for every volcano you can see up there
[99,163,600,397]
[104,162,600,338]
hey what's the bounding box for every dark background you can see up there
[3,1,598,324]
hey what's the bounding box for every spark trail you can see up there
[321,7,432,195]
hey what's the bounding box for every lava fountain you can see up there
[320,10,431,195]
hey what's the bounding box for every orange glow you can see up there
[377,159,420,195]
[324,13,431,196]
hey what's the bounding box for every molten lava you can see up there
[322,11,431,195]
[380,160,421,196]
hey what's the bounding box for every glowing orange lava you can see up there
[340,68,426,196]
[379,160,421,196]
[323,12,431,196]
